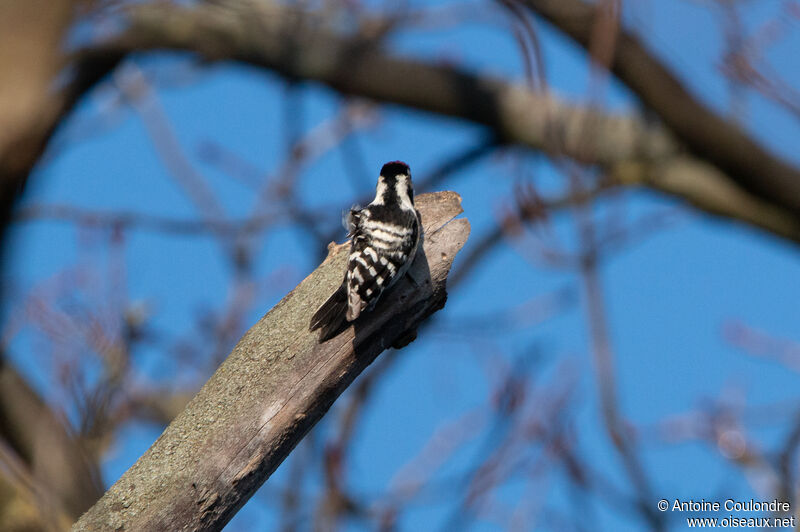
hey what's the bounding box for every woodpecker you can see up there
[310,161,422,341]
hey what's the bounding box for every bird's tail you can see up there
[309,283,348,341]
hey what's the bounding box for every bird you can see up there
[309,161,422,341]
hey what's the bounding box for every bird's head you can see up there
[375,161,414,208]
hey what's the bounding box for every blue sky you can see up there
[5,0,800,530]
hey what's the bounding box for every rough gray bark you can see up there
[72,191,470,532]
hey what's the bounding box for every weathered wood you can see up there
[72,191,470,532]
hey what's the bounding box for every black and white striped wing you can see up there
[345,207,420,321]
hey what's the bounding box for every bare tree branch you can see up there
[0,0,123,247]
[0,0,75,233]
[65,1,800,245]
[0,354,104,522]
[14,204,282,237]
[72,191,470,531]
[3,2,798,246]
[521,0,800,212]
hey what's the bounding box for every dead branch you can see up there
[72,191,470,532]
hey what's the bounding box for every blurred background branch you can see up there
[0,0,798,530]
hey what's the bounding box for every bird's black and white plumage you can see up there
[310,161,422,341]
